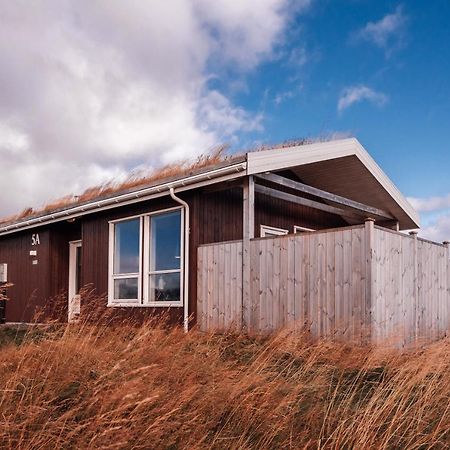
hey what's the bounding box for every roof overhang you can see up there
[0,137,419,237]
[247,138,420,230]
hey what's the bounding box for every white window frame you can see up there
[260,224,289,237]
[294,225,315,233]
[68,240,82,322]
[108,215,143,306]
[142,208,184,307]
[107,207,184,307]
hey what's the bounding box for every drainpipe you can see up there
[169,187,190,333]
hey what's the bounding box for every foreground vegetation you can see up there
[0,317,449,449]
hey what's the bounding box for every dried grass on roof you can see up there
[0,135,348,227]
[0,145,235,226]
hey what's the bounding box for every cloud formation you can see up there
[408,194,450,213]
[408,193,450,242]
[418,215,450,243]
[353,5,408,56]
[338,85,388,112]
[0,0,309,216]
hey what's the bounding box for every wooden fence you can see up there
[372,228,449,345]
[197,223,450,345]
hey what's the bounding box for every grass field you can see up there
[0,317,449,449]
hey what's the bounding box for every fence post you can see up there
[242,176,255,332]
[443,241,449,258]
[443,241,449,339]
[365,218,375,344]
[409,231,419,343]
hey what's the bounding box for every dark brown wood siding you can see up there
[80,196,189,324]
[255,192,347,235]
[0,222,80,322]
[0,228,51,322]
[0,176,348,325]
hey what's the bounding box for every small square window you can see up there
[260,225,288,237]
[149,272,181,303]
[114,278,139,300]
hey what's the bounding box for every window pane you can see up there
[114,219,140,274]
[114,278,138,300]
[150,211,181,271]
[149,272,180,303]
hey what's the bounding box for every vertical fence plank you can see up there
[197,246,203,330]
[279,237,289,328]
[326,231,336,338]
[334,231,344,339]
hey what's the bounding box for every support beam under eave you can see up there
[255,172,394,221]
[242,175,254,332]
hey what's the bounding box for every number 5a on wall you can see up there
[31,233,40,246]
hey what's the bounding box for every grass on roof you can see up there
[0,135,347,227]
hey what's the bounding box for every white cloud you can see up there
[0,0,310,216]
[408,194,450,213]
[353,5,407,56]
[418,214,450,243]
[0,122,30,155]
[288,46,309,67]
[338,85,388,112]
[274,90,296,105]
[407,193,450,242]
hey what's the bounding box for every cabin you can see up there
[0,138,449,345]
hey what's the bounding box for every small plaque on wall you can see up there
[32,260,38,265]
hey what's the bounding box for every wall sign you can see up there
[31,234,40,246]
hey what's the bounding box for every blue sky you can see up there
[224,1,450,195]
[217,1,450,239]
[0,1,449,240]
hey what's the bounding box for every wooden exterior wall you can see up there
[197,224,450,346]
[0,222,80,322]
[0,178,348,325]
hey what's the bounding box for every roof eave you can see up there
[247,137,420,230]
[0,160,248,237]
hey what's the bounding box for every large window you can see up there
[108,208,183,307]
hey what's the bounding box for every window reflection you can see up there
[150,211,181,271]
[149,273,181,302]
[114,219,140,274]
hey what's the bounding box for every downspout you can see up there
[169,187,190,333]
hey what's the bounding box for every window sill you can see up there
[107,302,183,308]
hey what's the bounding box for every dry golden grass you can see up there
[0,305,449,450]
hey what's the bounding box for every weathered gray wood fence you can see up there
[197,223,450,346]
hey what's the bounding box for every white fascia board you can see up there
[247,138,420,228]
[247,138,357,175]
[352,140,420,227]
